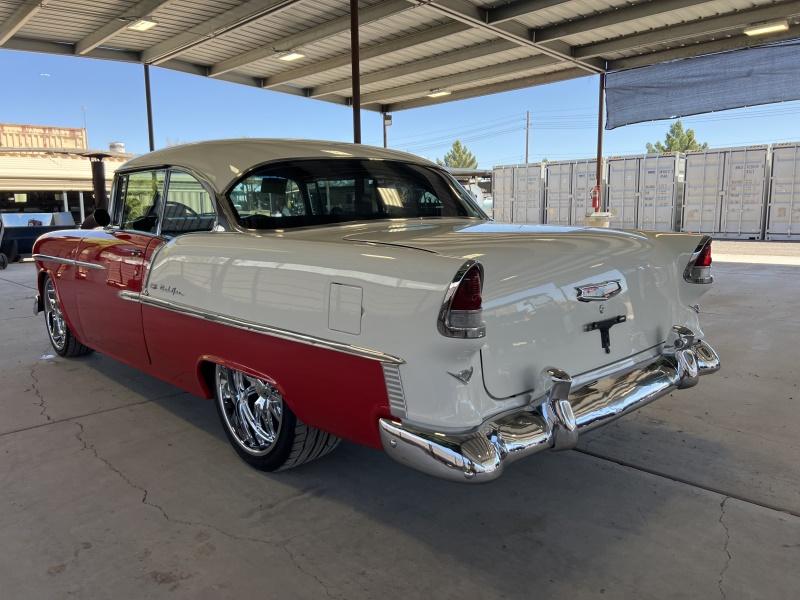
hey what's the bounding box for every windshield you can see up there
[227,159,485,229]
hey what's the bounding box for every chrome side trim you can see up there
[119,291,405,365]
[32,253,106,271]
[380,334,720,483]
[382,362,407,418]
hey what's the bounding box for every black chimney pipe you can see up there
[80,152,112,228]
[88,155,107,209]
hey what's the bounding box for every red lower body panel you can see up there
[142,306,391,449]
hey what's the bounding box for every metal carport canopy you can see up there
[2,0,800,113]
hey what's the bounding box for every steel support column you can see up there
[594,73,606,212]
[350,0,361,144]
[143,64,156,152]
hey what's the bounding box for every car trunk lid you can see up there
[342,220,686,399]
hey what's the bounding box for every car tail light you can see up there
[684,237,713,284]
[438,262,486,339]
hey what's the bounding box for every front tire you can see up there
[214,364,339,471]
[42,274,92,357]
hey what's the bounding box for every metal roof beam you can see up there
[386,67,588,111]
[575,0,800,59]
[309,39,518,97]
[75,0,174,55]
[404,0,604,73]
[142,0,304,65]
[0,0,48,46]
[360,54,559,105]
[262,21,469,88]
[533,0,714,43]
[4,36,140,62]
[608,24,800,71]
[487,0,571,24]
[209,0,410,77]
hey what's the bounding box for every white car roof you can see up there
[120,139,438,193]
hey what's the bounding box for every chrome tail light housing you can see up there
[438,260,486,339]
[684,236,713,284]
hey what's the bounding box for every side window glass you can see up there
[119,170,166,233]
[162,171,216,236]
[229,175,309,228]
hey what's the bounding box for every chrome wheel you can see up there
[216,366,284,456]
[44,277,66,351]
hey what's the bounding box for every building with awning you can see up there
[0,123,131,222]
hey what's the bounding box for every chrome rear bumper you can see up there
[379,329,720,483]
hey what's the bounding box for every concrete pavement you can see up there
[1,249,798,599]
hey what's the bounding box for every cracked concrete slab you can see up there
[1,253,799,599]
[579,261,800,515]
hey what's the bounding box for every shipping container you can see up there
[544,161,573,225]
[682,146,768,239]
[543,159,602,225]
[766,143,800,240]
[638,154,685,231]
[572,159,602,225]
[720,146,768,239]
[491,166,514,223]
[606,156,640,229]
[512,163,545,224]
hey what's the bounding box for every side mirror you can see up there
[81,208,111,229]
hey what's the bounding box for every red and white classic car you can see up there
[33,140,719,482]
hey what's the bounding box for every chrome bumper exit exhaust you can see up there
[379,329,720,483]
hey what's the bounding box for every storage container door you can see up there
[545,163,572,225]
[682,152,723,233]
[639,155,681,231]
[767,145,800,239]
[607,157,639,229]
[721,147,767,239]
[571,161,597,225]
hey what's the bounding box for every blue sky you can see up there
[3,49,800,168]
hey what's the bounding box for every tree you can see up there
[646,120,708,154]
[437,140,478,168]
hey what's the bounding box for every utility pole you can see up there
[524,110,530,164]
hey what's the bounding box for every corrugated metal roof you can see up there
[1,0,797,111]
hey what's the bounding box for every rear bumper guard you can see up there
[378,327,720,483]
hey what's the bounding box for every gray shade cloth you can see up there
[605,40,800,129]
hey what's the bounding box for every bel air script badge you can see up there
[575,280,622,302]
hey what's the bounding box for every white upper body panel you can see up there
[145,218,709,432]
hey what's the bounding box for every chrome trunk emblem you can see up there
[575,280,622,302]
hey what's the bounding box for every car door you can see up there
[74,169,168,369]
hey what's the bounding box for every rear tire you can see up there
[42,274,93,357]
[214,364,339,471]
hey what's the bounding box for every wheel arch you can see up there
[195,355,284,401]
[35,267,50,313]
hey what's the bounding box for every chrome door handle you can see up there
[129,248,143,257]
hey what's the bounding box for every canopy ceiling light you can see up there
[427,89,452,98]
[276,51,305,62]
[127,18,158,32]
[743,20,789,36]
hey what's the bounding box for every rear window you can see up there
[227,159,484,229]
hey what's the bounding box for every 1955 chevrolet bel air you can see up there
[32,140,719,482]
